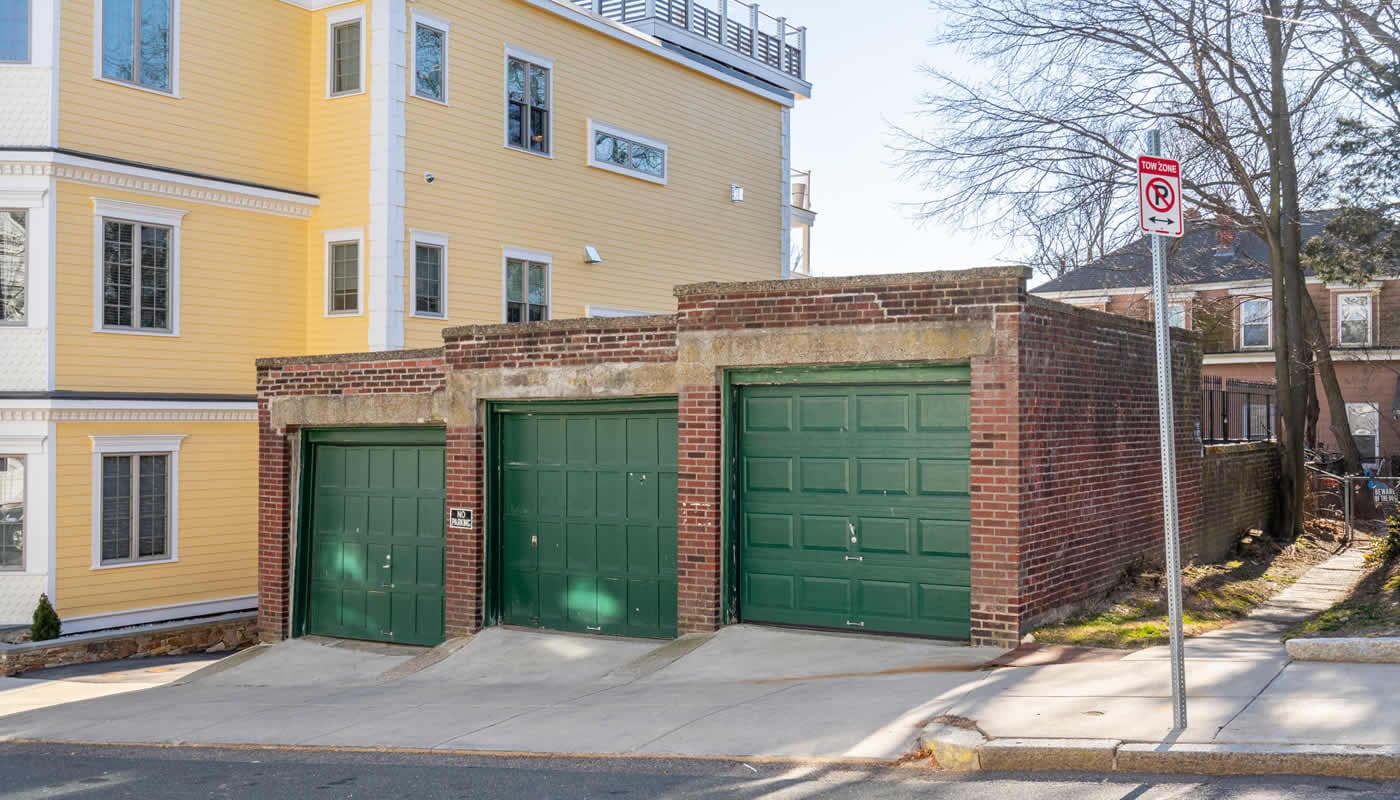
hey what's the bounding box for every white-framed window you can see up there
[0,0,29,63]
[0,455,24,571]
[410,231,448,319]
[505,48,552,156]
[91,434,183,568]
[1240,297,1271,349]
[1346,402,1380,461]
[1337,293,1372,347]
[324,229,363,316]
[1167,302,1187,329]
[412,13,448,103]
[504,249,549,323]
[92,198,185,336]
[0,209,26,324]
[326,6,364,98]
[588,121,668,184]
[98,0,178,95]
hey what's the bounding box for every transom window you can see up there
[330,18,362,96]
[413,20,446,102]
[506,55,550,154]
[505,258,548,323]
[0,0,29,63]
[101,0,174,92]
[100,453,170,565]
[327,240,360,315]
[0,456,23,571]
[1337,293,1372,347]
[0,209,25,323]
[589,123,667,183]
[102,219,171,331]
[1240,298,1271,349]
[414,243,444,317]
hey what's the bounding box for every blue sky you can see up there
[790,1,1011,276]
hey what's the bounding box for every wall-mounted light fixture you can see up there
[731,184,745,203]
[584,245,603,264]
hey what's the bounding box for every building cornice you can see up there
[0,398,257,422]
[0,151,318,218]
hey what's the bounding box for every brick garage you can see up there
[256,268,1202,647]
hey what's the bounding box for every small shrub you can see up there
[31,593,60,641]
[1368,514,1400,565]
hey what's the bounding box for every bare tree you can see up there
[896,0,1360,536]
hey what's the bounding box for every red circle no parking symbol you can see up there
[1146,177,1176,213]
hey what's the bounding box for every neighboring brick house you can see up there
[1035,214,1400,470]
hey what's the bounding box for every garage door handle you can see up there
[846,620,865,628]
[844,555,863,562]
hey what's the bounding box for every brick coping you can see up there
[255,348,445,370]
[673,266,1031,297]
[443,314,678,340]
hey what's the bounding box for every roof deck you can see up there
[569,0,810,97]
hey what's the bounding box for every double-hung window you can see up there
[0,456,24,571]
[102,219,171,332]
[413,16,447,102]
[1167,302,1187,329]
[1240,298,1271,349]
[506,53,550,154]
[1346,403,1380,461]
[1337,293,1372,347]
[589,122,668,183]
[100,0,175,93]
[0,0,29,63]
[505,256,548,323]
[328,11,362,97]
[411,233,448,318]
[0,209,25,323]
[100,453,170,564]
[326,237,361,315]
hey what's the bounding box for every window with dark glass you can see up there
[0,210,25,323]
[505,258,547,323]
[328,241,359,314]
[102,219,170,331]
[1240,298,1271,349]
[0,456,23,571]
[414,243,443,317]
[100,453,169,564]
[506,57,549,154]
[331,19,361,95]
[414,22,445,101]
[101,0,173,92]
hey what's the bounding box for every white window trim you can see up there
[410,10,449,105]
[1336,292,1374,348]
[409,230,449,320]
[587,120,669,185]
[325,4,366,99]
[91,197,185,337]
[324,227,364,317]
[1166,300,1189,329]
[502,247,552,323]
[0,440,40,574]
[0,193,43,328]
[89,434,184,570]
[0,0,31,63]
[503,45,554,159]
[92,0,181,97]
[1239,297,1272,350]
[1345,402,1381,460]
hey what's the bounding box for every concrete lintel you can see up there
[444,363,681,426]
[268,392,445,430]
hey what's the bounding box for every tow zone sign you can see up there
[1139,155,1184,238]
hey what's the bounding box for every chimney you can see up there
[1215,213,1235,253]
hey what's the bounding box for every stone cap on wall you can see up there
[442,314,679,341]
[255,347,446,370]
[673,266,1033,298]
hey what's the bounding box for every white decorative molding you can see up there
[91,197,188,227]
[0,154,319,218]
[0,403,257,423]
[0,434,47,454]
[89,434,188,454]
[61,594,256,635]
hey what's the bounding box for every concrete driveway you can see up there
[0,626,1005,760]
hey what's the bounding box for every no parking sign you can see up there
[1139,155,1184,238]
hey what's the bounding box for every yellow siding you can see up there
[58,1,311,192]
[52,182,307,394]
[53,421,257,620]
[304,3,372,356]
[400,0,784,348]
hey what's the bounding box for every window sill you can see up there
[324,310,364,318]
[504,143,553,160]
[95,76,180,99]
[587,160,668,186]
[95,326,179,338]
[412,92,449,106]
[410,311,447,320]
[326,88,365,100]
[92,556,177,571]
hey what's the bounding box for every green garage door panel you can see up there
[306,444,446,646]
[739,383,972,639]
[498,408,678,639]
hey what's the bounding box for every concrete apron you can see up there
[0,625,1007,762]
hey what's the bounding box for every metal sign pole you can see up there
[1147,129,1188,731]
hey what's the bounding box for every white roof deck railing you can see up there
[572,0,806,83]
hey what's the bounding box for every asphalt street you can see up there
[1,743,1399,799]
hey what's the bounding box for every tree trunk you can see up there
[1305,360,1319,452]
[1304,292,1364,473]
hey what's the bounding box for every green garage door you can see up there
[496,403,678,639]
[738,381,972,639]
[304,433,446,646]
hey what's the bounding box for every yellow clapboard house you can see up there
[0,0,811,633]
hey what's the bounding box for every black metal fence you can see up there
[1201,376,1275,444]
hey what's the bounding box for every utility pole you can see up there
[1145,129,1188,731]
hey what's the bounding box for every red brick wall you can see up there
[1016,298,1202,626]
[1198,442,1279,561]
[675,277,1016,329]
[443,317,678,368]
[677,385,723,633]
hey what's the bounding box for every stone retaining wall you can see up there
[0,613,257,677]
